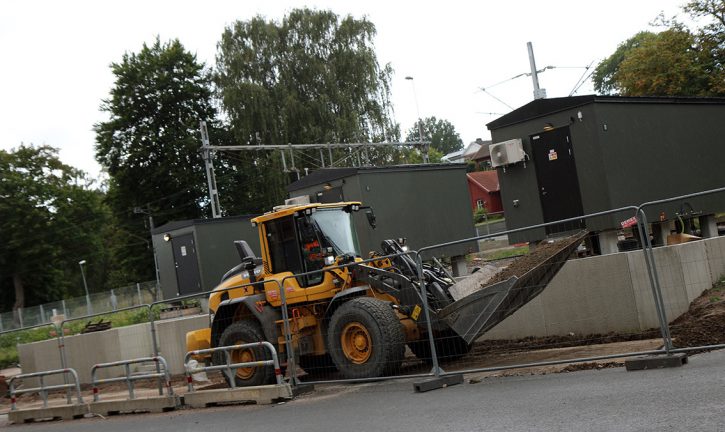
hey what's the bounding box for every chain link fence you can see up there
[0,281,158,332]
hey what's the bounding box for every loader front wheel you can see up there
[215,320,274,387]
[328,297,405,379]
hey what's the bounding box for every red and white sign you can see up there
[620,216,638,228]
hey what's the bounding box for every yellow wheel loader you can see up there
[186,198,584,386]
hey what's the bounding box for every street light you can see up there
[405,76,428,163]
[78,260,92,315]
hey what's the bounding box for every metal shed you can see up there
[486,95,725,250]
[151,215,259,299]
[287,164,478,274]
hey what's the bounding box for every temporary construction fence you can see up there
[0,281,158,332]
[4,187,725,400]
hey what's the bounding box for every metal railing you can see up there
[90,356,172,401]
[184,341,283,391]
[9,368,83,410]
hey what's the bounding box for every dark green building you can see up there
[287,164,478,274]
[486,95,725,250]
[152,216,259,299]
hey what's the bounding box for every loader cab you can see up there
[261,204,362,288]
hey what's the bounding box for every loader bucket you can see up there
[438,230,588,345]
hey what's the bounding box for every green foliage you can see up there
[594,0,725,96]
[593,32,657,94]
[405,117,464,156]
[215,9,400,213]
[94,37,218,283]
[0,145,112,312]
[473,207,488,224]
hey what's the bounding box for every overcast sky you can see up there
[1,0,688,178]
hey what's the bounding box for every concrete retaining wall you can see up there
[17,237,725,382]
[19,315,208,385]
[482,236,725,340]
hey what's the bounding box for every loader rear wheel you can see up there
[408,329,471,364]
[327,297,405,379]
[215,320,274,387]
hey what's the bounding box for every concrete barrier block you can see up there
[672,241,710,302]
[628,248,688,330]
[89,395,179,416]
[541,253,639,336]
[156,315,208,375]
[8,404,89,424]
[182,384,293,408]
[704,236,725,285]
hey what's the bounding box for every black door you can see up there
[530,127,584,234]
[316,186,344,203]
[172,234,202,295]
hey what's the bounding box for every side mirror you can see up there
[365,209,377,229]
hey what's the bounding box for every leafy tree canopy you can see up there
[0,145,111,312]
[214,9,401,212]
[94,37,217,282]
[593,0,725,96]
[404,116,464,156]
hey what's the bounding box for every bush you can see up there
[473,208,487,224]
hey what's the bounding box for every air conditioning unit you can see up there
[489,138,525,168]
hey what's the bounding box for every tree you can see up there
[0,145,111,314]
[214,9,399,210]
[94,37,218,283]
[404,117,464,156]
[592,32,657,94]
[594,1,725,96]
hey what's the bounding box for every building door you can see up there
[316,186,344,203]
[172,234,202,295]
[530,127,584,234]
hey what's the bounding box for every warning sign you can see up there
[548,149,558,161]
[620,216,638,228]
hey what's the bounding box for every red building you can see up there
[466,171,503,213]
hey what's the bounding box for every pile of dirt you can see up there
[669,282,725,348]
[485,234,582,286]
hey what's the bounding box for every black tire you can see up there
[215,320,274,387]
[298,353,337,373]
[327,297,405,379]
[408,329,471,364]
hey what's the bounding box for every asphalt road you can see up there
[5,350,725,432]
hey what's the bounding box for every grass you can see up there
[476,245,529,261]
[0,307,154,369]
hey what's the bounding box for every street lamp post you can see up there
[405,76,429,163]
[134,206,162,300]
[78,260,92,315]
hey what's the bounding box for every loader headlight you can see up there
[324,255,335,266]
[401,245,409,253]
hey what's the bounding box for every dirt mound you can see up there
[670,281,725,348]
[485,233,583,286]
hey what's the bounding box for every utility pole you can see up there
[134,206,162,293]
[199,121,222,218]
[527,42,547,100]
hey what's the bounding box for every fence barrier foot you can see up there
[291,383,315,396]
[625,353,688,371]
[413,374,463,393]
